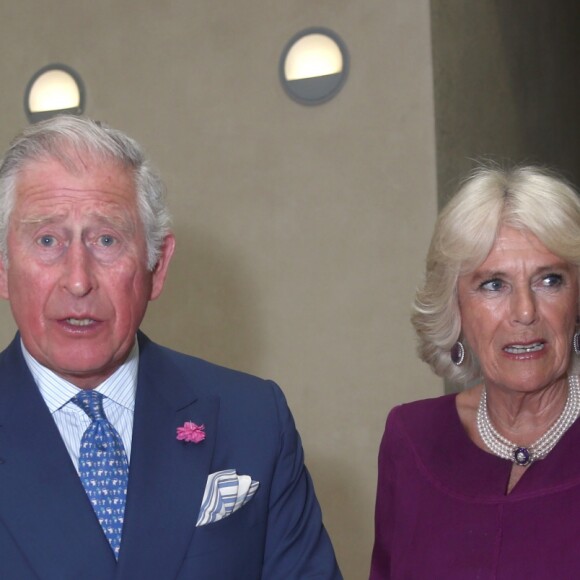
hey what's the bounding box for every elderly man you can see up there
[0,116,341,579]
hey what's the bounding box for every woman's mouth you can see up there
[504,342,544,354]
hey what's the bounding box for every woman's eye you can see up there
[37,235,57,247]
[480,279,503,291]
[542,273,563,287]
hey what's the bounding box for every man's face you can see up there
[0,156,175,388]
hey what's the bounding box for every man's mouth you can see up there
[65,318,95,326]
[504,342,544,354]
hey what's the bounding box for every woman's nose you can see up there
[511,286,537,325]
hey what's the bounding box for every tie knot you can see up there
[72,390,106,422]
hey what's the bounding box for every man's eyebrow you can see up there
[19,213,66,225]
[86,211,137,233]
[18,211,136,233]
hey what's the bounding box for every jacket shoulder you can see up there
[137,333,283,403]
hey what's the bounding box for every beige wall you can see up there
[0,1,439,577]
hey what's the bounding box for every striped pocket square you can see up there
[196,469,259,527]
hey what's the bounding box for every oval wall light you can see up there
[24,64,85,123]
[279,27,349,106]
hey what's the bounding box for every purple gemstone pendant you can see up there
[514,447,531,466]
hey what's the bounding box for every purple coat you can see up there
[371,394,580,579]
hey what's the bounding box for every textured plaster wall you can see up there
[0,1,438,577]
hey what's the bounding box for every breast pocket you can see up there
[184,498,263,559]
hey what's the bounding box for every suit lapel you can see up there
[0,337,116,579]
[116,335,219,580]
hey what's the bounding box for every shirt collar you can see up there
[21,339,139,414]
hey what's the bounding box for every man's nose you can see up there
[60,242,95,297]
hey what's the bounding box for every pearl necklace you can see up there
[476,375,580,466]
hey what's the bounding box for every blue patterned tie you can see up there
[73,390,129,559]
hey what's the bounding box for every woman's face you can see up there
[457,225,578,395]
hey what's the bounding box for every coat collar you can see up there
[117,333,220,578]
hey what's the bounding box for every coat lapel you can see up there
[116,335,219,579]
[0,337,116,579]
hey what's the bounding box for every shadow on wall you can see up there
[493,0,580,185]
[142,224,264,375]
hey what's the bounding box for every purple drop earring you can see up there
[451,341,465,366]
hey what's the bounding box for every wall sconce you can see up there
[24,64,85,123]
[279,27,349,106]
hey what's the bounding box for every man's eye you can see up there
[97,235,116,247]
[480,279,503,291]
[37,235,56,247]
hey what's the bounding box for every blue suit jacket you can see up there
[0,333,341,579]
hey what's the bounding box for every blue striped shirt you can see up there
[21,340,138,471]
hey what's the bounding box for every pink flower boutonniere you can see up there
[177,421,206,443]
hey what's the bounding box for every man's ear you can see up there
[150,234,176,301]
[0,256,9,300]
